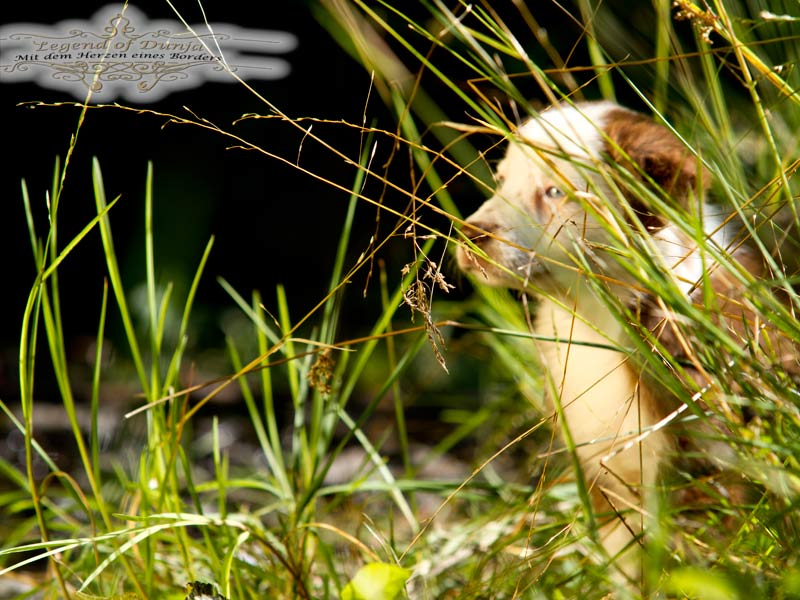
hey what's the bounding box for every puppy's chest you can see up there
[533,295,629,381]
[532,295,658,440]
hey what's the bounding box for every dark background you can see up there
[2,3,412,396]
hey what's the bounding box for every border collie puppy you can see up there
[456,101,795,581]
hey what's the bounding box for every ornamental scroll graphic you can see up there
[0,4,297,102]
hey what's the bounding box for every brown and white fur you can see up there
[456,101,796,583]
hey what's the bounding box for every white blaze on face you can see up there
[515,101,617,160]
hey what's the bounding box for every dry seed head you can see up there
[308,349,335,395]
[673,0,716,44]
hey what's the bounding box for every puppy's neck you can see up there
[531,276,630,351]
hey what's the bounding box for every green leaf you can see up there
[783,568,800,597]
[341,563,411,600]
[666,567,740,600]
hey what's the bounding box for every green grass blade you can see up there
[93,157,150,399]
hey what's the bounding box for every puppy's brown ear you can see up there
[604,108,709,225]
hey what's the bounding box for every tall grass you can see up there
[1,1,799,599]
[318,0,800,597]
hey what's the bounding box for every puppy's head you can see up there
[456,101,707,289]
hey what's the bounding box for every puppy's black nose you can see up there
[460,221,496,245]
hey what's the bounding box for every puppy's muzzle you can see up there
[460,220,497,247]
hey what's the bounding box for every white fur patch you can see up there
[517,101,618,160]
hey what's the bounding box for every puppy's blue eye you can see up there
[545,186,564,198]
